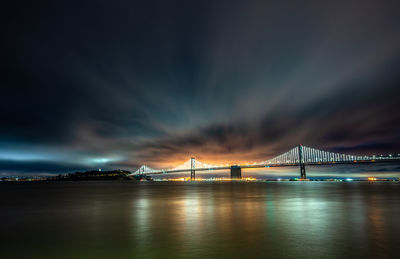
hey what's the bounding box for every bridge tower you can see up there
[190,157,195,180]
[298,145,306,179]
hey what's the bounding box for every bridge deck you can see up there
[142,158,400,175]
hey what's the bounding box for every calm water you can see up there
[1,181,400,259]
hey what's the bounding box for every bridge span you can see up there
[130,145,400,180]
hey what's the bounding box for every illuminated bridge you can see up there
[130,145,400,180]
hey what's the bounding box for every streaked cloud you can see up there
[1,0,400,175]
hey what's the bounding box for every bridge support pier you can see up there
[300,163,306,179]
[231,166,241,180]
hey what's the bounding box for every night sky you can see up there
[2,0,400,176]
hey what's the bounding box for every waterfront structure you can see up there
[230,166,242,179]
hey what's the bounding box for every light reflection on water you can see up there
[1,181,400,258]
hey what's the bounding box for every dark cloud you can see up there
[1,0,400,175]
[0,159,93,175]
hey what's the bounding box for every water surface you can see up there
[1,181,399,258]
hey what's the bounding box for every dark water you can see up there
[1,181,400,259]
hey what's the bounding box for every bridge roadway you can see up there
[143,158,400,178]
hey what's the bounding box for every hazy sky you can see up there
[2,0,400,175]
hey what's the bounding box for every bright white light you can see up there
[88,156,123,164]
[92,158,110,163]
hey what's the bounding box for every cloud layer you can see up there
[2,0,400,175]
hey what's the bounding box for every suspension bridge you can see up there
[130,145,400,180]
